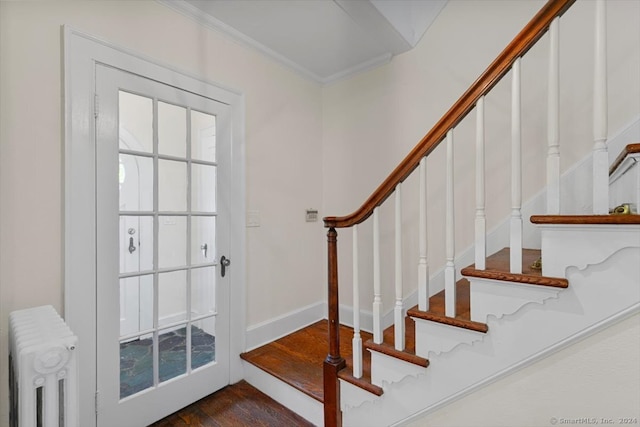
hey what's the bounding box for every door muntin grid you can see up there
[118,91,218,399]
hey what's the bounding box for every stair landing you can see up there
[241,318,418,402]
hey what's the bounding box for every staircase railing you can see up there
[321,0,613,425]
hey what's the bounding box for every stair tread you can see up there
[241,320,361,403]
[461,247,568,288]
[407,279,489,333]
[241,320,383,402]
[338,368,383,396]
[364,339,429,367]
[531,214,640,225]
[241,316,422,401]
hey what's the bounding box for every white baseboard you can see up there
[245,301,325,351]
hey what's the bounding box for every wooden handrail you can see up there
[323,0,576,229]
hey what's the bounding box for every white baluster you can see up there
[445,129,457,317]
[394,184,405,351]
[418,157,429,311]
[475,97,486,270]
[593,0,609,214]
[373,207,383,344]
[352,225,362,378]
[511,58,523,274]
[547,17,561,214]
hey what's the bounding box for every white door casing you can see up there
[63,27,246,427]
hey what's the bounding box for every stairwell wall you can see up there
[406,313,640,427]
[322,0,640,315]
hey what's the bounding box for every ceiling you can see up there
[158,0,447,85]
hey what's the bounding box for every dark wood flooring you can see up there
[150,380,313,427]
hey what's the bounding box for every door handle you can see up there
[201,243,208,258]
[220,255,231,277]
[128,237,136,254]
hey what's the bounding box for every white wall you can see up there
[0,1,324,423]
[406,313,640,427]
[322,0,640,311]
[1,0,639,425]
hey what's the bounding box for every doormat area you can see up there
[119,326,216,398]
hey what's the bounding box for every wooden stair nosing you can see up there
[460,266,568,288]
[407,308,489,333]
[531,214,640,225]
[337,368,384,396]
[363,340,430,368]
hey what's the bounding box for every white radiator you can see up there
[9,305,78,427]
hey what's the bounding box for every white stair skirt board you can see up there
[342,247,640,427]
[468,278,562,323]
[340,379,380,411]
[411,318,485,358]
[242,361,323,427]
[370,351,427,388]
[539,224,640,279]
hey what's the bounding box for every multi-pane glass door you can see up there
[118,90,219,397]
[96,65,231,426]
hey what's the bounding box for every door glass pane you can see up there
[158,216,187,269]
[159,160,187,211]
[191,217,215,265]
[191,164,216,212]
[120,216,153,274]
[191,267,215,316]
[191,110,216,162]
[158,270,187,327]
[191,318,216,370]
[119,92,153,153]
[119,154,153,211]
[158,102,186,158]
[119,275,154,337]
[120,334,154,399]
[158,326,187,383]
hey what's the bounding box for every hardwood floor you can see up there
[150,380,313,426]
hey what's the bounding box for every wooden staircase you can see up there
[240,0,640,424]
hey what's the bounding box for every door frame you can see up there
[63,26,246,427]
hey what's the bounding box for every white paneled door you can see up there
[95,64,231,426]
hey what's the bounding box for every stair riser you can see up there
[539,225,640,278]
[370,351,426,387]
[468,278,561,323]
[242,361,323,426]
[411,319,485,357]
[340,379,379,411]
[343,247,640,427]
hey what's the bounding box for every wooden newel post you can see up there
[324,227,346,427]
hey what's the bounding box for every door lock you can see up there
[220,255,231,277]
